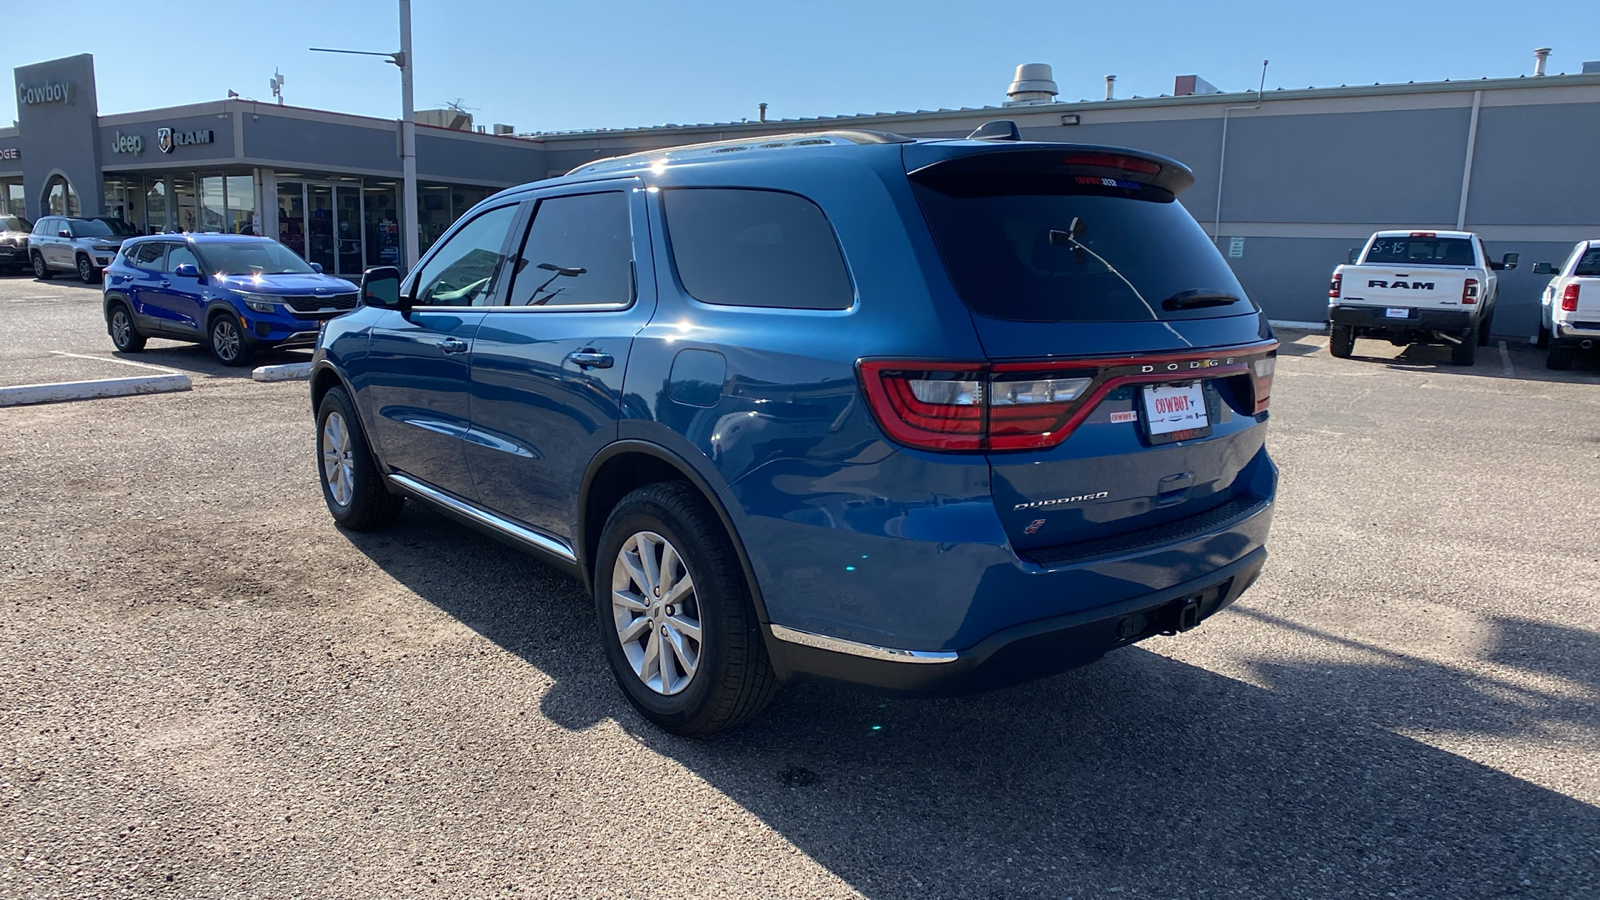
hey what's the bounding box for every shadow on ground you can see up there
[342,504,1600,898]
[122,342,311,379]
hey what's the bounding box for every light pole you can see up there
[310,0,420,270]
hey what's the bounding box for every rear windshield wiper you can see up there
[1162,290,1242,311]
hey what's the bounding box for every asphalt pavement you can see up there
[1,272,1596,899]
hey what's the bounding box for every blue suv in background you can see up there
[103,234,359,366]
[311,123,1280,736]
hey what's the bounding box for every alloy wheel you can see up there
[32,255,45,278]
[78,257,93,282]
[321,411,355,508]
[110,309,132,349]
[611,530,702,696]
[212,318,241,362]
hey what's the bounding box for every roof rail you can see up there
[567,128,915,176]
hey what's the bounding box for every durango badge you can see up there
[1014,491,1109,511]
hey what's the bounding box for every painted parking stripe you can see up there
[1497,341,1514,378]
[48,350,182,374]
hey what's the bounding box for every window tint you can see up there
[130,242,165,267]
[1575,249,1600,278]
[33,218,54,235]
[1362,237,1476,266]
[506,192,633,307]
[912,174,1252,323]
[412,204,518,307]
[164,244,198,272]
[662,188,853,310]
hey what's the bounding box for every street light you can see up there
[311,0,419,271]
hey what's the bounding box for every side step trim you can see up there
[387,473,577,563]
[769,624,959,665]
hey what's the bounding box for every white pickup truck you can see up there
[1533,240,1600,370]
[1327,230,1517,366]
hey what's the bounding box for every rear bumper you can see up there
[1330,304,1475,333]
[767,546,1267,694]
[1553,319,1600,344]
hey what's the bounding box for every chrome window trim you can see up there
[768,624,959,664]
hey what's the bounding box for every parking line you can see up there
[1497,341,1514,378]
[49,350,182,375]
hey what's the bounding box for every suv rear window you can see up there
[1362,237,1475,266]
[910,174,1252,323]
[662,188,853,310]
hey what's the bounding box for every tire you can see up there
[1328,324,1355,359]
[208,313,253,367]
[1547,346,1575,371]
[1477,311,1493,346]
[594,482,777,736]
[31,253,51,280]
[1537,321,1551,350]
[107,302,146,353]
[1452,329,1479,366]
[315,386,404,529]
[76,254,98,284]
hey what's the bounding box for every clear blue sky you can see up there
[6,1,1593,133]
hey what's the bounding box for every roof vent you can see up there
[1105,75,1117,100]
[1584,60,1600,74]
[492,123,514,135]
[1174,74,1220,96]
[1534,47,1552,76]
[1005,63,1058,105]
[968,120,1022,142]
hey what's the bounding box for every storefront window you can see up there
[103,175,145,231]
[226,175,255,234]
[336,184,362,274]
[419,184,452,254]
[145,179,169,234]
[2,181,23,217]
[277,181,306,256]
[173,175,197,233]
[45,175,80,216]
[364,182,400,268]
[200,175,226,233]
[452,186,491,219]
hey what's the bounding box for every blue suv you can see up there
[311,124,1279,735]
[102,234,359,366]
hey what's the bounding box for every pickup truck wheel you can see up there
[1537,321,1551,350]
[594,482,777,736]
[76,254,98,284]
[1452,329,1479,366]
[316,386,405,529]
[1546,345,1575,371]
[1328,324,1355,359]
[107,303,146,353]
[31,253,51,280]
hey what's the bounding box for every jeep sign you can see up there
[111,131,143,155]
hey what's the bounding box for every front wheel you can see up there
[316,386,404,529]
[594,482,777,736]
[31,253,51,280]
[107,303,146,353]
[1452,329,1479,366]
[208,314,253,367]
[1328,324,1355,359]
[76,255,98,284]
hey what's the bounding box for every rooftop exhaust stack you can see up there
[1534,47,1552,76]
[1174,74,1220,96]
[759,102,768,122]
[1105,75,1117,100]
[1005,63,1059,105]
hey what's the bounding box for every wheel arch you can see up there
[102,290,131,321]
[579,440,771,625]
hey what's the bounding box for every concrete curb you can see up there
[0,373,192,407]
[252,362,312,382]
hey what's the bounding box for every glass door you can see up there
[335,185,363,275]
[277,181,306,256]
[306,184,335,272]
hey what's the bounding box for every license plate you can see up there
[1141,382,1209,436]
[1385,307,1410,319]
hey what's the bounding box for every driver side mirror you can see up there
[58,229,71,239]
[172,263,200,279]
[361,266,406,310]
[311,262,323,273]
[1346,248,1359,264]
[1532,262,1557,275]
[1498,252,1519,271]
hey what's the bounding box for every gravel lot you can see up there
[1,272,1597,899]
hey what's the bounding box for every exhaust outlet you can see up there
[1435,331,1463,345]
[1582,340,1595,349]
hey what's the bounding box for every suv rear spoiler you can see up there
[904,142,1196,197]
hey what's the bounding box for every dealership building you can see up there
[6,52,1600,334]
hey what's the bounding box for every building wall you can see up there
[14,54,102,218]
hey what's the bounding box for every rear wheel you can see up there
[208,314,253,367]
[76,254,98,284]
[31,253,50,280]
[1476,311,1493,346]
[316,386,405,529]
[1452,329,1479,366]
[594,482,777,736]
[107,303,146,353]
[1547,345,1575,371]
[1328,324,1355,359]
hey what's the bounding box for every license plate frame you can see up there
[1385,307,1411,319]
[1140,381,1211,444]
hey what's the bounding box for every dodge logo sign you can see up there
[157,128,173,154]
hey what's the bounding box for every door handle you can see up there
[567,350,614,369]
[159,280,171,287]
[437,337,470,354]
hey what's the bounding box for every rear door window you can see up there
[1363,237,1476,266]
[661,188,853,310]
[130,242,165,268]
[1574,248,1600,277]
[911,174,1251,322]
[505,191,633,308]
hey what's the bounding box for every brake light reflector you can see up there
[1329,273,1342,299]
[1410,232,1437,238]
[1250,355,1276,415]
[1061,153,1161,175]
[1462,278,1479,305]
[1562,283,1580,311]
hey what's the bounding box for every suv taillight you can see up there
[1562,283,1580,312]
[858,344,1278,452]
[1329,273,1342,299]
[1462,278,1479,305]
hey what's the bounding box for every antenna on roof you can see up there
[270,69,285,105]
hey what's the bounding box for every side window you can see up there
[661,188,853,310]
[33,218,53,236]
[136,243,165,268]
[505,192,633,308]
[411,204,518,307]
[164,244,198,272]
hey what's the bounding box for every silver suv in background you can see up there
[30,216,139,283]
